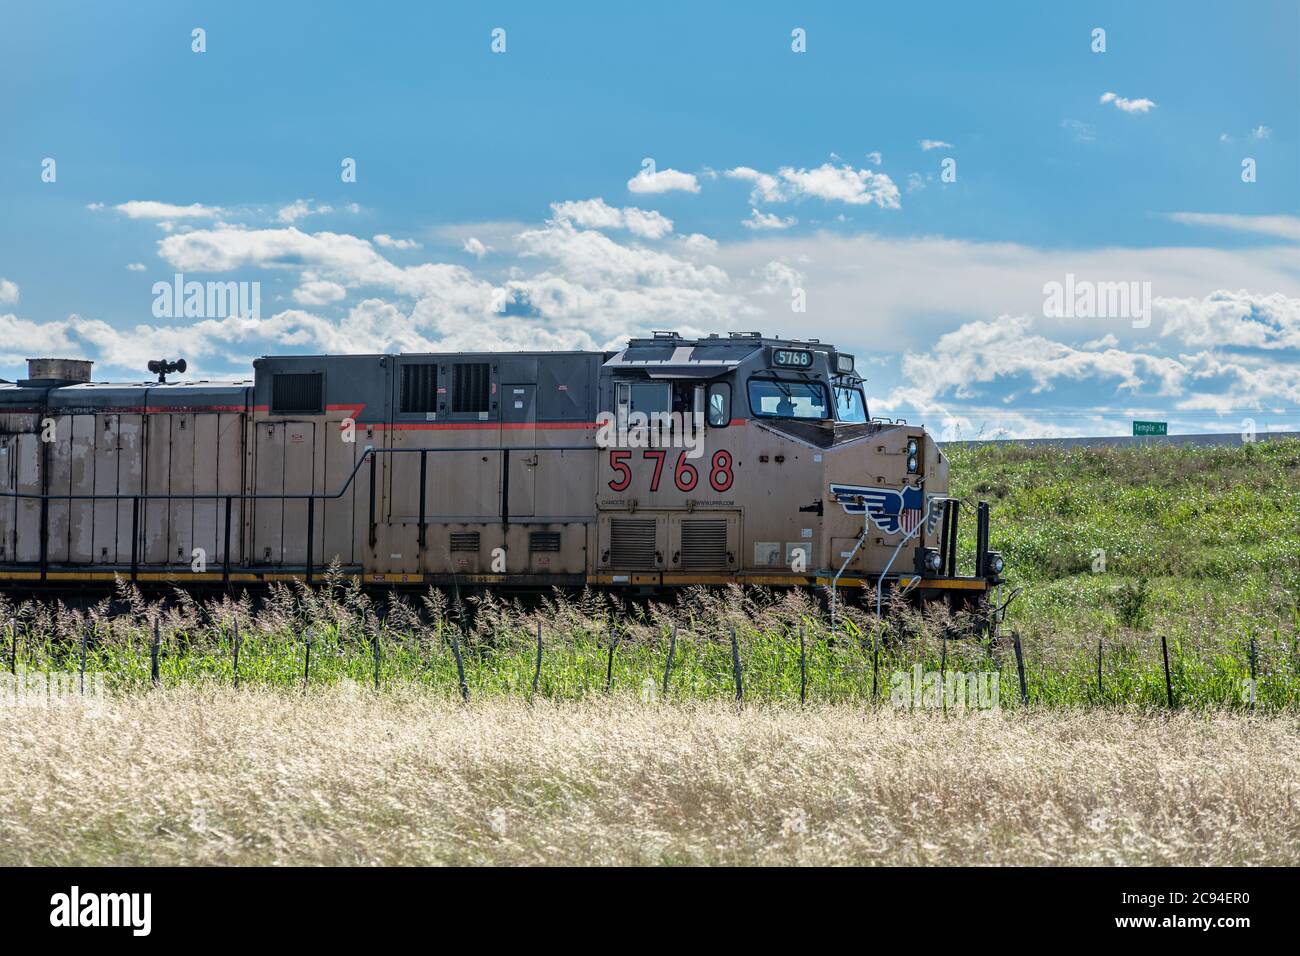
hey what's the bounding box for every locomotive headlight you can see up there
[907,454,918,473]
[985,551,1005,577]
[906,438,918,456]
[926,549,943,572]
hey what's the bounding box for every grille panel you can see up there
[400,363,438,413]
[609,519,657,569]
[271,373,323,414]
[449,532,480,552]
[451,363,490,413]
[529,531,561,553]
[680,519,729,570]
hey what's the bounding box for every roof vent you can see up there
[23,358,93,387]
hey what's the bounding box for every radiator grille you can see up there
[529,531,561,553]
[400,363,438,413]
[609,519,657,569]
[271,372,323,414]
[451,363,490,413]
[449,532,480,552]
[680,519,729,570]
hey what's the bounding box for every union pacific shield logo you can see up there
[829,483,926,535]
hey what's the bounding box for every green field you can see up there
[3,439,1298,710]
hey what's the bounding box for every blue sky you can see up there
[1,0,1297,438]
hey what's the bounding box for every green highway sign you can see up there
[1133,420,1168,436]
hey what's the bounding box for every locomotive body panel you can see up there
[0,337,999,599]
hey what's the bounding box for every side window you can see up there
[707,382,731,427]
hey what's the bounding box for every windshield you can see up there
[747,379,830,420]
[834,385,868,423]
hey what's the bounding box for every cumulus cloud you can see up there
[0,279,17,306]
[1099,91,1157,113]
[725,163,900,209]
[742,208,796,230]
[277,199,333,224]
[626,165,700,194]
[550,198,673,239]
[866,151,882,166]
[114,200,224,220]
[1251,125,1272,140]
[919,139,953,151]
[373,233,422,250]
[292,280,349,306]
[463,237,489,259]
[1157,290,1300,350]
[126,263,146,272]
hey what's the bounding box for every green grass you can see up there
[2,440,1298,710]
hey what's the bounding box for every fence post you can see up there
[871,625,880,702]
[1248,634,1257,710]
[79,624,88,696]
[799,624,807,707]
[1011,631,1028,707]
[662,625,677,697]
[729,625,743,704]
[940,632,947,716]
[303,627,313,692]
[1097,638,1103,703]
[232,618,241,690]
[529,622,543,705]
[150,619,161,689]
[450,630,470,703]
[605,623,619,693]
[1161,633,1174,709]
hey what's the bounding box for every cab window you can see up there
[707,382,731,426]
[834,385,868,423]
[747,379,830,420]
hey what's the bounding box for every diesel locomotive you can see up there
[0,333,1003,604]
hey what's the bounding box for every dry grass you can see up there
[2,686,1297,866]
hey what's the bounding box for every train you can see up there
[0,333,1004,607]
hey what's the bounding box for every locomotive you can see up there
[0,334,1003,605]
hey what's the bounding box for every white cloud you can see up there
[742,208,796,230]
[725,163,901,209]
[1165,212,1300,242]
[680,233,718,254]
[1251,125,1272,140]
[86,202,104,211]
[373,233,422,250]
[1219,133,1233,143]
[277,199,332,224]
[866,151,882,166]
[906,173,926,193]
[114,200,224,220]
[1157,290,1300,350]
[463,237,489,259]
[126,263,146,272]
[292,280,349,306]
[919,139,953,151]
[1099,91,1157,113]
[550,198,673,239]
[0,279,18,306]
[626,166,700,194]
